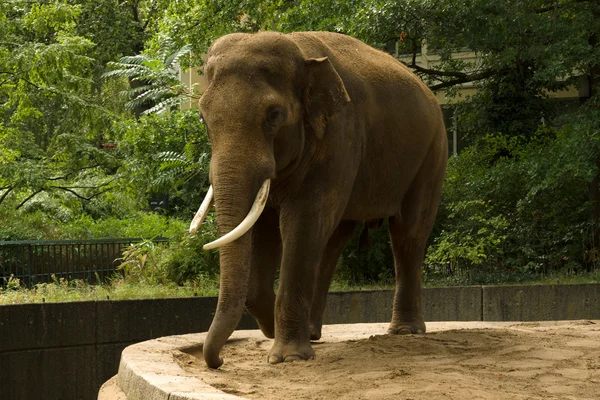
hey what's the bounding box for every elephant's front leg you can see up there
[245,208,281,339]
[267,208,333,364]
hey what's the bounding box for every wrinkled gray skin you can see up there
[198,31,447,368]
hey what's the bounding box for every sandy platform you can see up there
[175,321,600,400]
[100,321,600,400]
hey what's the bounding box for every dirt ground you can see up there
[176,321,600,400]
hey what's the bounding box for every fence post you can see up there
[27,244,33,286]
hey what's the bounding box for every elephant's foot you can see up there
[309,322,322,341]
[387,320,426,335]
[267,340,315,364]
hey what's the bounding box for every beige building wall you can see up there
[179,66,204,110]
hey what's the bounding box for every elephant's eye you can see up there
[266,107,285,128]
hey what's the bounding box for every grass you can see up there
[329,280,394,292]
[1,271,599,305]
[422,269,600,287]
[0,275,219,305]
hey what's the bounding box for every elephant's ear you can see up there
[304,57,351,140]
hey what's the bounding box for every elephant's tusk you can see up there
[189,185,214,235]
[203,179,271,250]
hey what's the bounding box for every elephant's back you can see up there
[289,32,433,102]
[290,32,446,220]
[289,32,441,142]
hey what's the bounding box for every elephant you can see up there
[189,31,448,369]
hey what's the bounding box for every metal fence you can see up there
[0,238,168,287]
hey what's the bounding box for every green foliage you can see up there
[159,215,219,284]
[60,212,187,239]
[2,0,600,290]
[337,221,394,285]
[74,0,162,64]
[0,207,188,241]
[426,105,600,282]
[118,239,164,281]
[114,109,210,218]
[3,275,22,291]
[426,200,508,274]
[0,0,122,214]
[111,216,219,286]
[151,0,282,63]
[104,44,197,115]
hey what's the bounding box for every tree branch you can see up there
[45,175,70,182]
[44,164,104,181]
[428,69,496,91]
[51,186,112,201]
[411,39,418,66]
[399,55,497,90]
[17,77,48,91]
[48,176,118,200]
[15,189,43,210]
[130,2,140,26]
[0,71,21,87]
[142,5,159,31]
[0,187,14,207]
[402,61,471,79]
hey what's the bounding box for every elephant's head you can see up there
[189,32,350,368]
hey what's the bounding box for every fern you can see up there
[103,44,198,115]
[149,150,206,193]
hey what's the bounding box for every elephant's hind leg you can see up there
[309,220,357,340]
[387,216,428,335]
[245,207,281,339]
[388,141,446,335]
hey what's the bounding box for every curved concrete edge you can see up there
[99,321,530,400]
[115,332,241,400]
[98,376,127,400]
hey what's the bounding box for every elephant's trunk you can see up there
[203,235,251,368]
[202,163,270,369]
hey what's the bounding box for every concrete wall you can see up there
[1,284,599,400]
[323,286,483,324]
[0,298,258,400]
[482,284,600,321]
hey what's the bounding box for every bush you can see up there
[103,213,218,285]
[425,200,508,276]
[425,107,600,282]
[158,214,219,284]
[61,211,187,239]
[0,209,62,241]
[336,221,395,285]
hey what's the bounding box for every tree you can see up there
[73,0,171,113]
[0,1,120,213]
